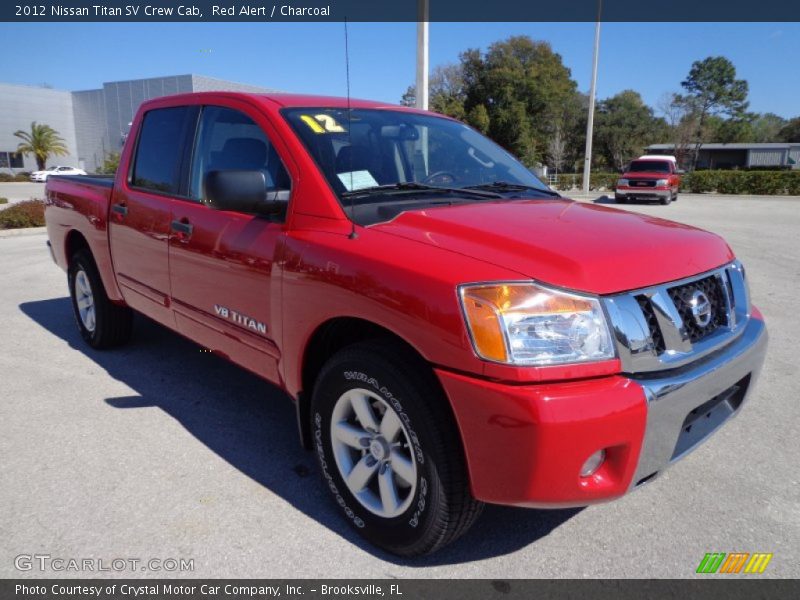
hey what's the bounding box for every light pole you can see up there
[582,6,602,195]
[416,0,429,111]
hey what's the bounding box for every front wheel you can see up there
[68,249,133,349]
[311,341,483,556]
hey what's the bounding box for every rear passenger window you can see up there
[131,107,194,194]
[188,106,291,201]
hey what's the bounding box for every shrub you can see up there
[785,172,800,195]
[681,170,800,194]
[716,171,745,194]
[0,199,45,229]
[0,172,32,182]
[682,171,718,193]
[555,170,800,195]
[98,152,121,175]
[0,197,8,204]
[551,172,619,191]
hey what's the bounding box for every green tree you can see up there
[461,36,578,165]
[400,63,466,119]
[594,90,668,170]
[560,92,589,172]
[750,113,787,142]
[678,56,749,169]
[466,104,490,134]
[778,117,800,143]
[13,121,69,171]
[704,114,754,143]
[98,151,121,175]
[657,92,699,168]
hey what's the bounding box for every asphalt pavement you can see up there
[0,182,45,208]
[0,193,798,578]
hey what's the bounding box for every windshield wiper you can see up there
[341,182,502,199]
[463,181,561,197]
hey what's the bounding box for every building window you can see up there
[0,152,24,169]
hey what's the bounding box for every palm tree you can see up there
[13,122,69,171]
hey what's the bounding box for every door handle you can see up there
[111,203,128,217]
[171,219,193,239]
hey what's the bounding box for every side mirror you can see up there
[205,170,289,215]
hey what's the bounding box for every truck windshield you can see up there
[282,107,552,206]
[628,160,671,173]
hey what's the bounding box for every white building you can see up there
[0,75,277,174]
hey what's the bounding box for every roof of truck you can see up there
[141,91,429,114]
[257,93,396,108]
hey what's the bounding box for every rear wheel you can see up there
[311,341,483,556]
[68,249,133,349]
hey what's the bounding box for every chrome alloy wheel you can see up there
[74,269,96,332]
[330,388,418,518]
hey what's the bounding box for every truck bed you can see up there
[48,174,115,188]
[45,174,117,295]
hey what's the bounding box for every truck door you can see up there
[109,105,198,327]
[167,104,291,383]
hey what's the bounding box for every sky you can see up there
[1,21,798,118]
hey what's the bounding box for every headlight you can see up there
[617,178,628,187]
[656,179,669,186]
[459,282,615,365]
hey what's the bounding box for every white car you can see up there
[30,166,87,182]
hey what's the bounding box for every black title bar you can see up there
[4,579,800,600]
[3,0,800,22]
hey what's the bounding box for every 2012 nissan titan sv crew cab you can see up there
[45,92,767,556]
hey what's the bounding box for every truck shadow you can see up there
[19,297,581,566]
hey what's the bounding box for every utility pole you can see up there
[582,3,602,195]
[415,0,429,110]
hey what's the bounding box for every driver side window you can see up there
[188,106,291,202]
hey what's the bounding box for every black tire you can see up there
[615,196,626,204]
[660,194,671,205]
[68,249,133,349]
[311,341,483,556]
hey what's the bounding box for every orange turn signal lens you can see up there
[461,290,508,362]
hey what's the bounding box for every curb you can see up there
[0,226,47,238]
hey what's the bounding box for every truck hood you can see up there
[370,199,733,295]
[622,171,671,179]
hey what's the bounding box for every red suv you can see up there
[615,158,681,205]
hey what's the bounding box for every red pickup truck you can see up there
[615,157,682,204]
[45,92,767,556]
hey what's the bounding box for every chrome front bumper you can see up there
[629,314,768,488]
[616,188,671,200]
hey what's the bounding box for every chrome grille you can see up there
[602,262,750,374]
[629,179,656,187]
[666,275,727,342]
[635,295,665,353]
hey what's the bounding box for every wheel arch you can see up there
[295,317,460,457]
[64,229,91,266]
[63,228,125,303]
